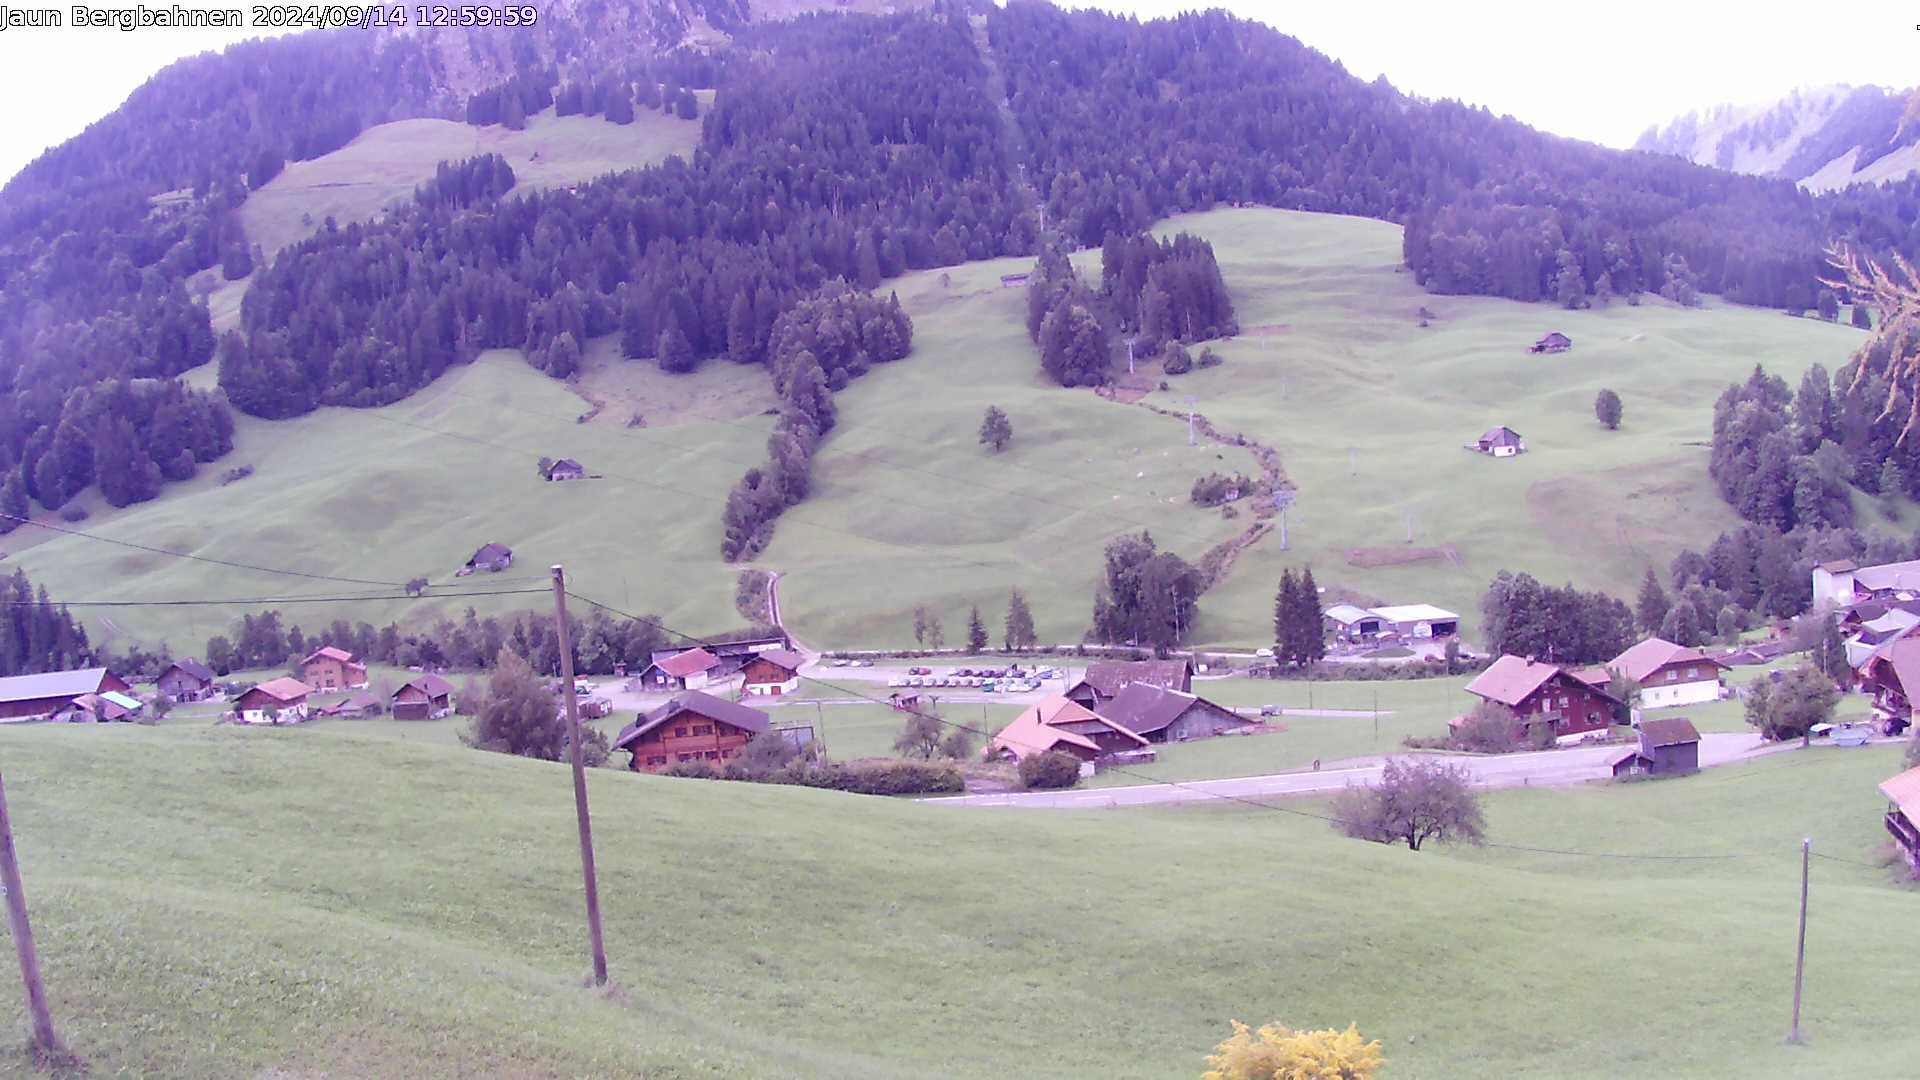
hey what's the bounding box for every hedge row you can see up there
[663,757,964,795]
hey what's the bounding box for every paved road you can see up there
[925,733,1791,809]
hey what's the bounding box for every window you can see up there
[673,726,688,738]
[646,756,667,767]
[677,753,693,762]
[704,750,719,760]
[693,724,713,736]
[1665,670,1677,682]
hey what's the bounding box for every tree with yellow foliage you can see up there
[1202,1020,1384,1080]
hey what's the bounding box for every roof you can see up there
[614,690,770,748]
[1569,666,1611,688]
[1872,635,1920,698]
[1072,659,1191,699]
[1025,696,1149,745]
[245,677,312,703]
[303,645,358,665]
[0,668,118,705]
[1097,683,1231,736]
[745,649,804,676]
[550,458,583,471]
[1818,559,1859,573]
[1862,609,1920,635]
[1638,716,1700,748]
[652,647,720,678]
[1322,603,1375,624]
[165,658,215,682]
[1607,637,1727,684]
[1852,558,1920,594]
[396,674,455,699]
[1479,425,1523,446]
[1465,655,1578,708]
[100,691,143,711]
[1538,331,1571,343]
[1369,604,1459,624]
[325,690,383,713]
[1881,766,1920,820]
[469,542,513,563]
[988,710,1100,759]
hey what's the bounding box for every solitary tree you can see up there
[1594,388,1623,430]
[1635,568,1669,634]
[1004,589,1037,651]
[1204,1021,1385,1080]
[1331,757,1486,851]
[966,606,988,652]
[924,615,945,651]
[911,604,931,646]
[1745,665,1838,746]
[463,647,567,760]
[978,406,1013,452]
[894,708,946,760]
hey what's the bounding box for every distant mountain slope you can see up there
[1634,84,1920,191]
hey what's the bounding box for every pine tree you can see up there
[979,405,1012,452]
[1295,566,1326,665]
[657,318,696,374]
[1274,570,1297,657]
[0,470,25,534]
[726,292,756,365]
[1635,569,1669,634]
[1004,588,1037,651]
[967,606,988,652]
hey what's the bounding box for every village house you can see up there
[1323,603,1458,642]
[0,667,132,723]
[233,678,312,724]
[1880,766,1920,875]
[391,674,455,720]
[1858,635,1920,736]
[1461,654,1620,742]
[1097,682,1244,743]
[1322,603,1383,641]
[1610,716,1701,778]
[642,647,722,691]
[1813,556,1920,610]
[462,542,514,575]
[301,645,368,691]
[156,658,217,702]
[51,690,141,723]
[545,458,586,482]
[1607,637,1728,709]
[740,649,803,697]
[1475,426,1526,457]
[1529,331,1572,354]
[1064,659,1193,710]
[614,691,770,772]
[318,690,382,718]
[986,696,1149,763]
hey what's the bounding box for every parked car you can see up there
[1256,648,1275,659]
[829,658,850,667]
[1259,705,1281,717]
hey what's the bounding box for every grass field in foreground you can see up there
[238,109,701,257]
[1,726,1914,1078]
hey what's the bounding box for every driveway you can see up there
[925,732,1791,809]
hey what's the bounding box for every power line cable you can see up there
[2,513,408,588]
[0,587,551,609]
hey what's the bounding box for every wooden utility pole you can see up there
[1788,837,1811,1045]
[550,567,608,986]
[0,772,62,1058]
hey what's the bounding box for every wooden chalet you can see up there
[1529,331,1572,354]
[642,647,722,691]
[1859,635,1920,736]
[234,678,312,724]
[1475,426,1526,457]
[391,674,455,720]
[0,667,132,723]
[156,658,216,702]
[740,649,803,697]
[546,458,586,482]
[462,542,514,574]
[1461,655,1620,742]
[1064,659,1193,709]
[1610,716,1701,778]
[614,690,770,773]
[1607,637,1727,709]
[1880,766,1920,875]
[987,696,1150,762]
[1097,682,1243,743]
[301,645,368,691]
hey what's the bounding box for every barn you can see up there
[391,674,455,720]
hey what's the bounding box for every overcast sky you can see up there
[1,1,1914,185]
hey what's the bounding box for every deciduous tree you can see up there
[1203,1021,1384,1080]
[1594,388,1623,430]
[1332,757,1485,851]
[979,405,1012,452]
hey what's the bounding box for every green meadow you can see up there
[0,724,1913,1078]
[12,208,1872,654]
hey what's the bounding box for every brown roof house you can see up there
[461,542,514,575]
[156,658,216,702]
[1064,659,1193,709]
[301,646,368,691]
[642,647,722,691]
[1610,716,1701,778]
[1529,331,1572,354]
[1859,634,1920,736]
[318,690,383,718]
[0,667,133,723]
[1461,655,1619,743]
[1098,683,1244,743]
[614,691,769,773]
[234,678,312,724]
[545,458,586,482]
[1475,426,1526,458]
[1880,766,1920,875]
[987,696,1149,763]
[391,674,455,720]
[740,649,803,697]
[1607,637,1727,710]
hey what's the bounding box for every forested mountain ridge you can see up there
[1635,84,1920,192]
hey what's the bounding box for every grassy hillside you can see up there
[238,109,702,257]
[14,209,1871,652]
[0,725,1914,1078]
